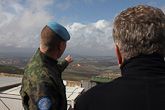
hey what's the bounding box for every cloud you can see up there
[0,0,115,56]
[66,20,114,56]
[161,6,165,13]
[0,0,54,48]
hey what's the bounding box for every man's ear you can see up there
[114,45,123,68]
[58,41,63,50]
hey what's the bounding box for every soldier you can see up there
[20,22,73,110]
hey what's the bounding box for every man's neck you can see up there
[40,48,58,60]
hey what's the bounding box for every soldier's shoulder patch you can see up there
[37,97,51,110]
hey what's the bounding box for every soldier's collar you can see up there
[38,48,58,64]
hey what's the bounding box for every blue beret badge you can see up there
[37,97,52,110]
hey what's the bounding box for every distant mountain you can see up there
[0,52,96,58]
[0,54,30,68]
[0,53,119,81]
[0,52,35,58]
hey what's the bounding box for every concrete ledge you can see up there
[0,83,21,92]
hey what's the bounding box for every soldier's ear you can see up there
[58,41,62,50]
[58,41,65,51]
[114,45,123,68]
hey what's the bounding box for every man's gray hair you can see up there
[113,5,165,59]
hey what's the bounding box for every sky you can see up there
[0,0,165,56]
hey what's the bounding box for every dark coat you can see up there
[75,54,165,110]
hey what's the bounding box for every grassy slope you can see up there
[0,64,23,74]
[0,56,120,81]
[62,58,120,81]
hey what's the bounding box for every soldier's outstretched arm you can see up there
[57,55,73,73]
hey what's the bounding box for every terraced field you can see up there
[62,57,121,81]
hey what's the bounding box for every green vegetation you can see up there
[62,66,100,81]
[91,77,114,83]
[62,57,121,81]
[0,64,23,75]
[0,55,120,81]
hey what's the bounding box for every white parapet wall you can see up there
[0,86,23,110]
[0,77,84,110]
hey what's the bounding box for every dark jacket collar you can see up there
[121,54,165,77]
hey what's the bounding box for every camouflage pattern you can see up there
[20,48,69,110]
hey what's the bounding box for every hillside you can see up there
[0,64,23,75]
[62,56,121,81]
[0,54,120,81]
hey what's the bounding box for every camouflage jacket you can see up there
[20,49,69,110]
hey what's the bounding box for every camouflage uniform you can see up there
[20,48,69,110]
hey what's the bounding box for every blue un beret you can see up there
[46,22,70,41]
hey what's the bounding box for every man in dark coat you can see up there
[20,22,73,110]
[75,5,165,110]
